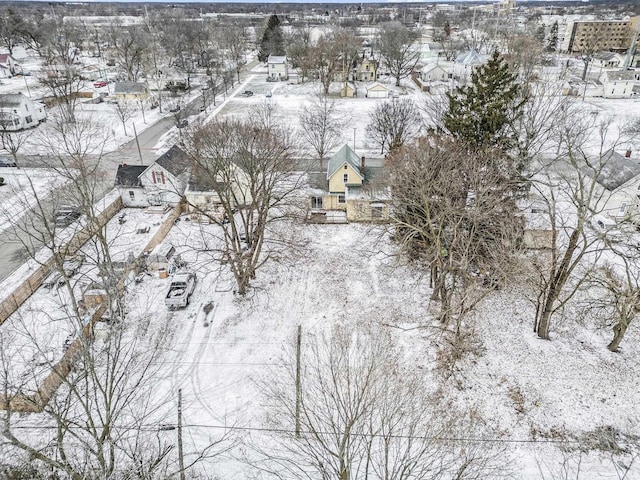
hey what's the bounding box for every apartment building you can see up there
[561,17,639,53]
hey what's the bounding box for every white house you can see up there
[599,70,640,98]
[365,81,390,98]
[0,93,47,131]
[140,145,191,206]
[267,55,289,80]
[591,149,640,221]
[421,64,450,82]
[592,51,624,69]
[453,49,490,84]
[114,164,148,207]
[0,54,19,76]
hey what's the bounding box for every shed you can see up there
[341,82,357,98]
[147,242,175,271]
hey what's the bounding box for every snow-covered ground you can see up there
[0,207,172,390]
[103,218,640,479]
[0,168,68,236]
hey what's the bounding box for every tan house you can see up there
[113,82,150,100]
[355,57,377,82]
[341,82,357,97]
[308,144,390,223]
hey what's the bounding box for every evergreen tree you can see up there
[258,14,285,62]
[444,50,525,152]
[546,21,559,52]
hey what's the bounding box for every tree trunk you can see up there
[536,308,552,340]
[607,322,628,352]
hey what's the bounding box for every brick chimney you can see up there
[360,156,366,175]
[625,149,632,158]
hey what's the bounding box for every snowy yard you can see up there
[109,219,640,479]
[0,207,172,391]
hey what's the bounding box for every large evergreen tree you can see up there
[258,14,285,62]
[444,51,525,152]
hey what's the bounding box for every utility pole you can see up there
[178,389,185,480]
[295,325,302,437]
[133,123,143,165]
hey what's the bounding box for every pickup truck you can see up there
[165,272,197,309]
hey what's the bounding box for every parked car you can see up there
[0,157,17,167]
[165,271,197,309]
[169,105,181,113]
[266,77,276,82]
[199,105,206,112]
[176,119,188,129]
[266,91,272,98]
[93,80,108,88]
[241,90,254,97]
[54,206,81,228]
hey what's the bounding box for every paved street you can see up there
[0,62,261,283]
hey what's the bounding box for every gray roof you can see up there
[115,164,147,187]
[455,49,489,65]
[114,82,148,95]
[327,144,364,181]
[594,149,640,191]
[0,93,26,107]
[155,145,191,177]
[605,70,640,82]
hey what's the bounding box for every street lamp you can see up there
[353,128,356,151]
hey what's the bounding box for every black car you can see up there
[54,206,81,227]
[176,119,188,128]
[0,157,16,167]
[241,90,254,97]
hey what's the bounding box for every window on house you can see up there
[152,171,165,185]
[25,116,32,123]
[338,194,346,204]
[618,202,628,216]
[129,191,135,201]
[371,206,383,218]
[311,196,323,209]
[343,173,349,183]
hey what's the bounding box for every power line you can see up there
[6,422,601,446]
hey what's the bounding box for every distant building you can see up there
[267,55,289,81]
[561,17,639,54]
[113,82,149,101]
[0,93,47,131]
[599,69,640,98]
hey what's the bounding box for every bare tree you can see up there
[220,23,248,84]
[286,25,315,83]
[0,111,236,478]
[313,28,360,96]
[113,99,135,137]
[389,136,524,331]
[183,119,303,295]
[254,324,513,480]
[367,97,421,155]
[529,109,630,340]
[108,20,150,82]
[299,94,345,168]
[377,21,421,87]
[0,127,30,168]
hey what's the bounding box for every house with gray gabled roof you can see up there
[114,164,148,207]
[139,145,191,206]
[0,93,47,131]
[590,149,640,221]
[113,81,149,100]
[308,144,389,223]
[453,49,490,84]
[267,55,289,80]
[599,69,640,98]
